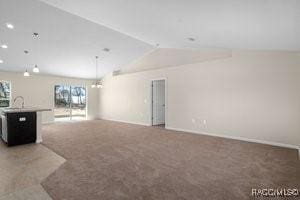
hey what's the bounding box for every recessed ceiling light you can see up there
[187,37,196,42]
[1,44,8,49]
[6,23,14,29]
[0,60,3,64]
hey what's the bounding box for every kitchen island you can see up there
[1,107,51,146]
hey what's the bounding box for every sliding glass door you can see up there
[54,85,86,121]
[54,85,71,119]
[70,86,87,120]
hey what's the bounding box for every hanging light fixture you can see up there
[24,69,30,77]
[32,32,40,73]
[96,82,103,88]
[23,50,30,77]
[91,56,98,88]
[33,64,39,73]
[91,56,103,89]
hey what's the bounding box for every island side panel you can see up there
[36,112,42,143]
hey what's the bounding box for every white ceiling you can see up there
[0,0,153,79]
[41,0,300,51]
[1,0,299,79]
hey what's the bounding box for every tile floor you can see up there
[0,142,65,200]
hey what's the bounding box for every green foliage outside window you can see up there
[0,81,11,107]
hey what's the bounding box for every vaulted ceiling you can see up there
[0,0,299,79]
[0,0,153,78]
[40,0,300,50]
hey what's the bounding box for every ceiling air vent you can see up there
[112,70,121,76]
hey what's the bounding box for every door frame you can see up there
[150,78,167,126]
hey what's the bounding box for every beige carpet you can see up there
[41,120,300,200]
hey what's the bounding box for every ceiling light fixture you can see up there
[32,32,40,73]
[1,44,8,49]
[91,56,103,89]
[23,50,30,77]
[33,64,39,73]
[97,82,103,89]
[0,60,3,64]
[24,69,30,77]
[6,23,14,29]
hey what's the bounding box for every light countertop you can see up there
[1,107,52,114]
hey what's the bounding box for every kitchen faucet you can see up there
[13,96,25,109]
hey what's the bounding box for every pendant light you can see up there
[24,69,30,77]
[33,64,39,73]
[96,83,103,88]
[91,56,103,89]
[23,50,30,77]
[33,32,40,73]
[91,56,98,88]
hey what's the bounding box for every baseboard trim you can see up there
[97,119,299,151]
[166,126,299,150]
[100,118,151,127]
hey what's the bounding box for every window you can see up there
[0,81,11,108]
[54,85,87,121]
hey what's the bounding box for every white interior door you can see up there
[152,80,165,125]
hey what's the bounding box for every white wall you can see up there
[99,50,300,148]
[0,71,99,123]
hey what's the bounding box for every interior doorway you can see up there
[151,79,166,127]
